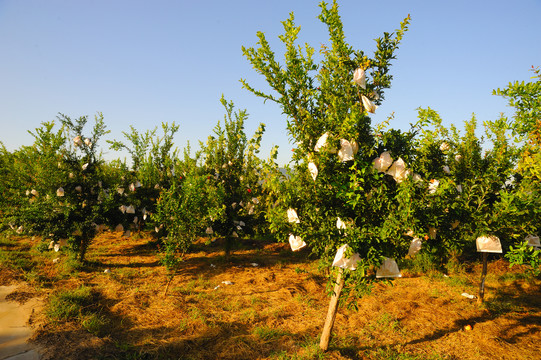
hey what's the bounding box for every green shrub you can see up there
[506,241,541,277]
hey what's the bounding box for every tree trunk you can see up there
[224,236,232,258]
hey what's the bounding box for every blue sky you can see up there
[1,0,540,165]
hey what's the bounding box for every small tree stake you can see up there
[320,267,345,351]
[478,252,488,303]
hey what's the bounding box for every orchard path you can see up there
[0,285,41,360]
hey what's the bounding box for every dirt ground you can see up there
[1,232,540,359]
[0,283,41,359]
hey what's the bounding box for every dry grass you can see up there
[1,231,540,359]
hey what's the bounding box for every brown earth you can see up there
[1,232,540,359]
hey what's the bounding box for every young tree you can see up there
[199,97,267,255]
[2,113,111,262]
[494,67,541,274]
[241,0,411,349]
[108,122,180,234]
[0,122,66,235]
[154,96,268,273]
[51,113,111,261]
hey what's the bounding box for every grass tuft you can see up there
[46,285,111,337]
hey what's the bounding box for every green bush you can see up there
[506,241,541,277]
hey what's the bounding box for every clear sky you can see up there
[1,0,540,165]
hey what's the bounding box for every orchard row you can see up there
[1,0,539,281]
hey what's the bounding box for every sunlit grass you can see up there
[46,285,111,337]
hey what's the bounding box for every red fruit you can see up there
[247,188,252,193]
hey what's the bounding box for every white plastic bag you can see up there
[314,132,337,153]
[386,158,408,183]
[287,208,300,223]
[73,136,83,147]
[428,179,439,194]
[288,234,306,251]
[332,244,361,270]
[353,67,366,89]
[476,235,502,253]
[440,142,449,151]
[314,132,329,152]
[376,257,402,278]
[338,139,354,162]
[308,162,318,181]
[408,238,422,257]
[336,217,347,231]
[373,151,393,173]
[361,95,377,113]
[525,234,540,248]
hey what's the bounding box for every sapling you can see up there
[242,0,411,349]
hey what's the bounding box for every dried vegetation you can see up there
[1,232,540,359]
